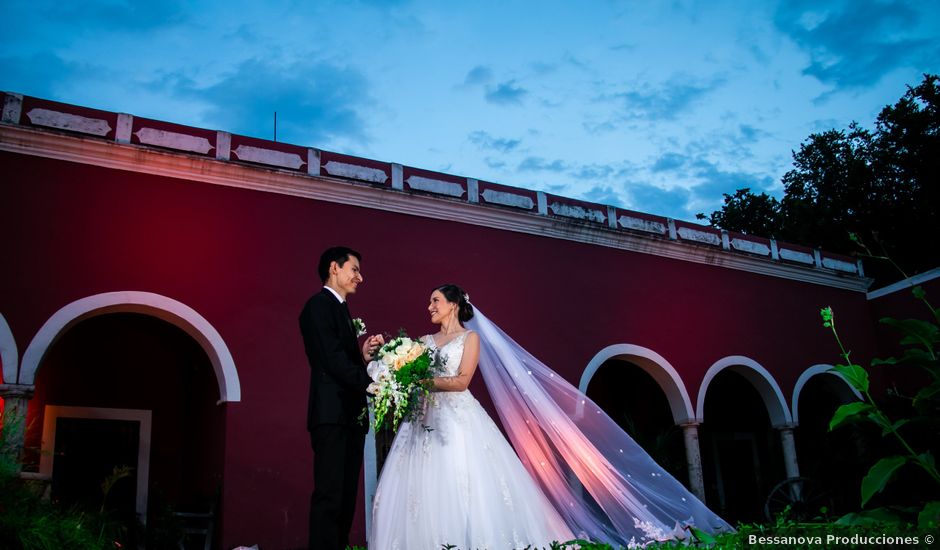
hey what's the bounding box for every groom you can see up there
[299,246,383,550]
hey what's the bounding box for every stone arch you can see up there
[580,344,695,424]
[20,291,241,402]
[696,355,791,426]
[0,313,17,384]
[792,364,862,424]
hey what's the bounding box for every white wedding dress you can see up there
[369,331,574,550]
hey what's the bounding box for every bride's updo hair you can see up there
[435,284,474,323]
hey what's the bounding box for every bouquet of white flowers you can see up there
[365,332,443,432]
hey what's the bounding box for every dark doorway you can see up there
[700,368,784,523]
[795,375,869,516]
[586,358,686,483]
[51,417,140,536]
[30,312,226,548]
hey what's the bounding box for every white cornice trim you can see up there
[867,267,940,300]
[1,124,871,292]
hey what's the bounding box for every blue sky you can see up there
[2,0,938,222]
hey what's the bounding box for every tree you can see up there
[696,188,781,237]
[778,124,878,255]
[871,75,940,279]
[700,74,940,285]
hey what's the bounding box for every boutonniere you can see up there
[352,318,367,337]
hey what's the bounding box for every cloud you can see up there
[615,75,725,120]
[530,61,557,75]
[738,124,768,143]
[0,52,90,99]
[468,130,521,153]
[356,0,412,6]
[582,185,624,206]
[40,0,187,31]
[689,159,777,206]
[484,157,507,170]
[774,0,940,89]
[626,183,692,220]
[610,42,636,52]
[582,119,618,134]
[651,152,688,172]
[571,164,614,180]
[485,80,528,105]
[226,24,259,43]
[463,65,493,86]
[518,156,567,172]
[170,58,371,145]
[692,163,762,196]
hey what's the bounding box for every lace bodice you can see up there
[424,330,470,377]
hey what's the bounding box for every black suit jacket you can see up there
[299,288,373,431]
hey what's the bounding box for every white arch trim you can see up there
[791,364,863,424]
[580,344,695,424]
[696,355,792,426]
[0,313,18,385]
[19,291,241,402]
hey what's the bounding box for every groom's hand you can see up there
[362,334,385,362]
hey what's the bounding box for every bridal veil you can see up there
[466,307,732,546]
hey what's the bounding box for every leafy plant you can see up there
[820,280,940,528]
[0,411,133,549]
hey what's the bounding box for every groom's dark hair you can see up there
[318,246,362,283]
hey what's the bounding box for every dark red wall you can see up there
[1,150,882,548]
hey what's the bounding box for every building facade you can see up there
[1,92,935,548]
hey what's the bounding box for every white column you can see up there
[467,178,479,203]
[391,163,404,190]
[777,424,800,479]
[0,383,35,472]
[680,421,706,502]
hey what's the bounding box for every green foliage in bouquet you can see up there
[365,331,444,432]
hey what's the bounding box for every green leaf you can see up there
[880,318,939,349]
[918,501,940,530]
[687,526,716,544]
[914,381,940,410]
[880,418,909,436]
[917,451,936,473]
[835,507,905,526]
[861,456,908,508]
[829,402,873,431]
[867,410,892,432]
[831,364,869,392]
[872,348,938,369]
[820,306,833,324]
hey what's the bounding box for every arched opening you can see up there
[0,312,17,386]
[699,365,787,523]
[794,370,869,515]
[24,312,226,547]
[586,358,686,482]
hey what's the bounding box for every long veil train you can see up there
[465,307,733,546]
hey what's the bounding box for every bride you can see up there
[369,284,731,549]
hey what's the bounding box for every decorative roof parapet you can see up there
[0,91,868,288]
